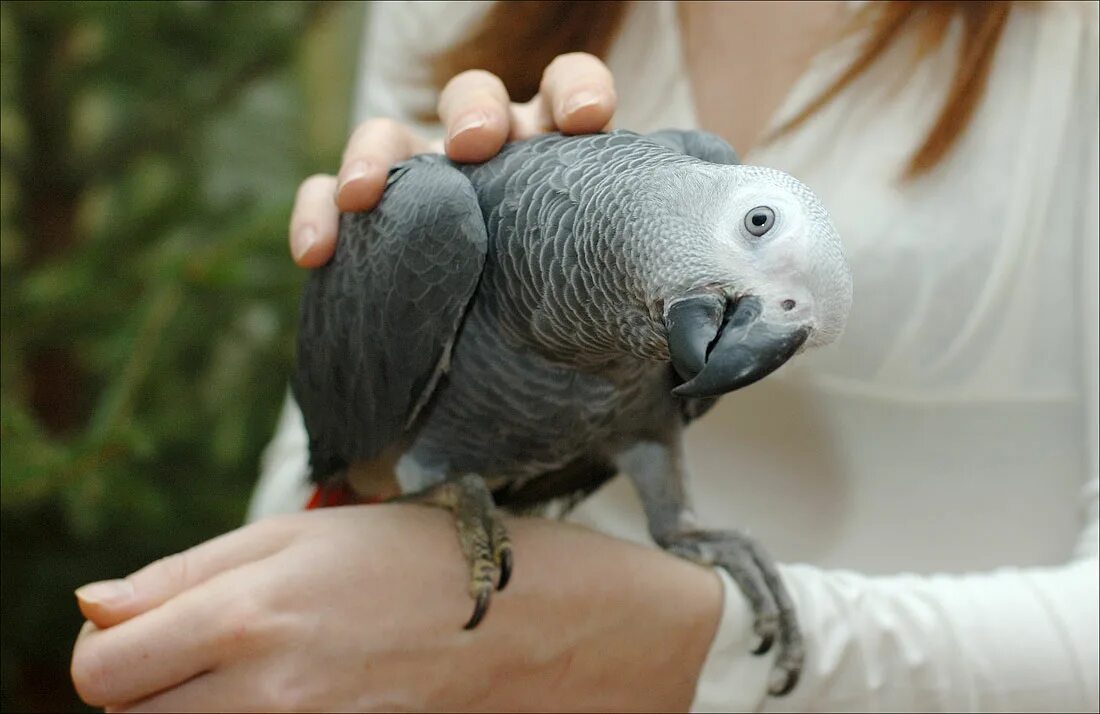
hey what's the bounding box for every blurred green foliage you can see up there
[0,2,363,709]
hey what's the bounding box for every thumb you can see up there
[76,519,293,628]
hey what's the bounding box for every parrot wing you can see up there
[293,156,488,480]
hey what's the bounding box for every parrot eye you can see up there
[744,206,775,237]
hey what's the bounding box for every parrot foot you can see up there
[398,473,512,630]
[661,529,803,696]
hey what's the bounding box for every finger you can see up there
[539,52,617,135]
[510,93,613,139]
[76,519,293,628]
[437,69,511,163]
[337,118,432,213]
[289,174,339,268]
[72,563,271,708]
[79,619,98,636]
[107,671,216,714]
[109,659,292,714]
[508,94,554,140]
[74,619,98,647]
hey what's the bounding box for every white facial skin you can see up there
[711,166,853,349]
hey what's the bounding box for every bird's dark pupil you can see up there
[752,213,767,226]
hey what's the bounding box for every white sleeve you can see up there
[693,38,1100,713]
[695,558,1098,712]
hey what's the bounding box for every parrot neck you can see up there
[465,133,719,372]
[480,207,672,371]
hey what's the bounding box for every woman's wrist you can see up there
[482,516,724,711]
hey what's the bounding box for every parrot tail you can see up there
[305,481,385,509]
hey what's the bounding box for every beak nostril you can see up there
[781,299,796,312]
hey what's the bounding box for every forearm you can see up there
[472,515,723,711]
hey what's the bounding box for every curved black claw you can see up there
[497,548,513,591]
[464,588,491,630]
[752,632,775,656]
[769,667,800,697]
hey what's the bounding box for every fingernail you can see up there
[562,90,603,116]
[448,112,488,141]
[76,579,134,607]
[292,225,318,262]
[337,160,371,197]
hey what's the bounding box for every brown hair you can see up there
[772,1,1013,177]
[425,1,1013,178]
[427,1,630,106]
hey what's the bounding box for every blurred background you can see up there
[0,2,363,710]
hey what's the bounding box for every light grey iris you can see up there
[745,206,775,237]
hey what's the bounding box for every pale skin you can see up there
[72,4,846,710]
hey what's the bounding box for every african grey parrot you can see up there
[292,129,852,696]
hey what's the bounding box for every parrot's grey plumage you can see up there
[293,129,852,696]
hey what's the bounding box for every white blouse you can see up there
[251,1,1099,710]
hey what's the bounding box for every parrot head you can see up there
[660,164,852,398]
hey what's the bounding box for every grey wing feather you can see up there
[647,129,741,165]
[293,155,488,480]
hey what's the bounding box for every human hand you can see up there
[71,505,720,712]
[290,52,616,268]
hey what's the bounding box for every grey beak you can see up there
[667,295,809,398]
